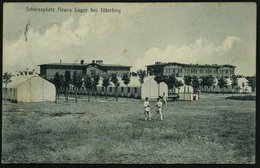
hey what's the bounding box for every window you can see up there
[134,87,138,93]
[102,87,104,92]
[109,87,112,92]
[121,87,124,93]
[226,70,228,74]
[128,87,130,93]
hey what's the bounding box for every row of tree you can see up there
[50,70,148,103]
[2,69,256,103]
[153,74,256,95]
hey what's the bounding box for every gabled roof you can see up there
[38,63,86,67]
[6,75,41,88]
[38,63,132,68]
[146,62,236,68]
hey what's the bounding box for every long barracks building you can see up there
[146,62,236,78]
[39,60,132,80]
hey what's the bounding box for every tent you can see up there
[3,75,56,102]
[141,76,168,100]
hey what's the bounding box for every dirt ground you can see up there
[2,94,255,163]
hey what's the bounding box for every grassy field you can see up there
[2,94,255,164]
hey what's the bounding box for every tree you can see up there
[154,75,164,96]
[102,75,110,100]
[206,75,214,93]
[84,74,92,102]
[246,76,256,92]
[3,72,13,104]
[191,76,200,93]
[217,77,227,94]
[137,69,146,85]
[72,71,83,103]
[241,82,245,94]
[111,73,120,101]
[200,76,213,93]
[164,75,176,92]
[92,74,100,99]
[131,72,137,77]
[122,73,130,97]
[59,74,65,95]
[53,72,62,103]
[183,75,192,94]
[231,75,238,96]
[200,76,207,92]
[174,80,183,94]
[64,71,71,102]
[184,75,192,86]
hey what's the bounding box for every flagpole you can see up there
[24,20,31,75]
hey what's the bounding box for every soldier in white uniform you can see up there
[155,97,163,121]
[143,97,151,120]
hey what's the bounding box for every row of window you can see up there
[164,68,234,75]
[101,87,138,94]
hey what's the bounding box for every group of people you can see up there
[143,93,167,121]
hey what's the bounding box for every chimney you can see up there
[60,59,62,64]
[92,60,95,64]
[96,60,103,65]
[80,60,84,65]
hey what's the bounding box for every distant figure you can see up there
[155,97,163,121]
[198,89,201,99]
[162,92,167,109]
[144,97,151,120]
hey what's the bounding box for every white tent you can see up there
[141,76,168,100]
[3,75,56,102]
[237,77,252,93]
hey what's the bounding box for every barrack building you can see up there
[39,60,132,80]
[146,62,236,78]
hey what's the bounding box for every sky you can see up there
[3,3,256,76]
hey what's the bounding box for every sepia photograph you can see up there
[2,2,256,164]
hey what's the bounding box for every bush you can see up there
[226,95,255,101]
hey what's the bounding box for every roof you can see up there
[38,63,86,66]
[100,64,132,68]
[6,75,41,88]
[38,63,132,68]
[146,62,236,68]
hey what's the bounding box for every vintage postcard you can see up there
[2,2,256,164]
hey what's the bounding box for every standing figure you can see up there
[144,97,151,120]
[155,97,163,121]
[162,92,167,109]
